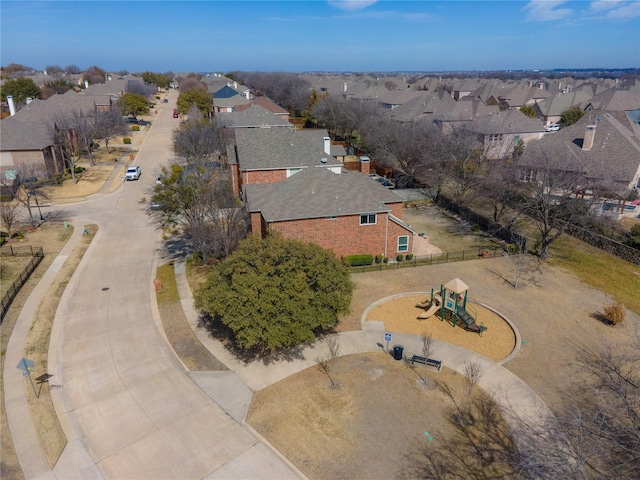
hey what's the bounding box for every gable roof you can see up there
[468,108,545,135]
[581,88,640,112]
[535,90,593,116]
[234,96,289,116]
[216,105,292,128]
[519,109,640,195]
[214,85,241,99]
[232,128,343,171]
[387,91,456,123]
[244,167,402,221]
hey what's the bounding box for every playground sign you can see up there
[16,357,38,397]
[384,332,392,354]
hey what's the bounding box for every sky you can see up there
[1,0,639,73]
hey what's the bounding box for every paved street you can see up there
[43,93,302,479]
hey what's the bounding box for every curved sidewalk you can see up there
[174,262,554,449]
[3,224,93,480]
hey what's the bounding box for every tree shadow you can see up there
[197,311,308,364]
[590,312,614,326]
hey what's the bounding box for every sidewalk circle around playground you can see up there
[364,293,518,362]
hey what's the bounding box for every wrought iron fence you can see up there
[348,246,503,273]
[0,246,45,323]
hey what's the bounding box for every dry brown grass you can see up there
[1,223,72,479]
[248,351,498,480]
[156,263,227,371]
[23,224,97,467]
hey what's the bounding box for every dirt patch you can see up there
[366,295,515,362]
[248,352,489,480]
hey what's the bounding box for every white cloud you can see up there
[605,2,640,19]
[328,0,379,11]
[590,0,624,12]
[523,0,573,21]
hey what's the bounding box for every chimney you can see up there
[343,82,347,93]
[359,156,370,176]
[7,95,16,116]
[84,80,89,88]
[234,81,238,89]
[26,97,33,105]
[583,124,597,151]
[323,136,331,155]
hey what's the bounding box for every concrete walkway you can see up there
[173,262,554,450]
[3,223,88,480]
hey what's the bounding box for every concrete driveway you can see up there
[46,93,302,479]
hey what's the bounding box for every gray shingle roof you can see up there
[216,105,292,128]
[519,109,640,195]
[233,128,342,171]
[469,109,545,135]
[244,167,402,221]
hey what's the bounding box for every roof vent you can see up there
[321,157,327,163]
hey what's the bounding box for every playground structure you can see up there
[416,278,487,334]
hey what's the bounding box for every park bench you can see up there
[409,355,442,371]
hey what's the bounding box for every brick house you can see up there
[227,127,348,194]
[244,166,416,259]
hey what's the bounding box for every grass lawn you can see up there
[549,236,640,315]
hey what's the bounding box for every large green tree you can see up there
[119,92,149,117]
[141,71,171,89]
[195,234,353,353]
[0,77,40,103]
[176,88,212,116]
[560,106,585,126]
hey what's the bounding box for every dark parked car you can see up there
[138,120,151,126]
[124,117,138,124]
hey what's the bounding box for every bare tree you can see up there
[151,165,246,264]
[95,106,128,153]
[515,144,607,258]
[436,125,487,205]
[51,109,96,179]
[317,334,341,387]
[422,334,433,359]
[10,163,50,227]
[0,201,20,236]
[172,109,228,166]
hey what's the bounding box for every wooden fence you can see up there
[0,246,45,323]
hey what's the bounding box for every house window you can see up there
[326,216,337,220]
[512,135,521,145]
[4,169,16,180]
[489,134,503,143]
[360,213,376,225]
[397,235,409,252]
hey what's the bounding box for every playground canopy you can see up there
[443,278,469,294]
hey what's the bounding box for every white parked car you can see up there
[545,124,560,132]
[126,166,141,181]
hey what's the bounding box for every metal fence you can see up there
[0,246,45,323]
[435,196,528,252]
[348,246,503,273]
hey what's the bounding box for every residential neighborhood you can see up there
[2,65,640,480]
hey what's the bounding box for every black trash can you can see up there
[393,345,404,360]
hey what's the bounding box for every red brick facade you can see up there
[266,211,413,259]
[242,169,287,187]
